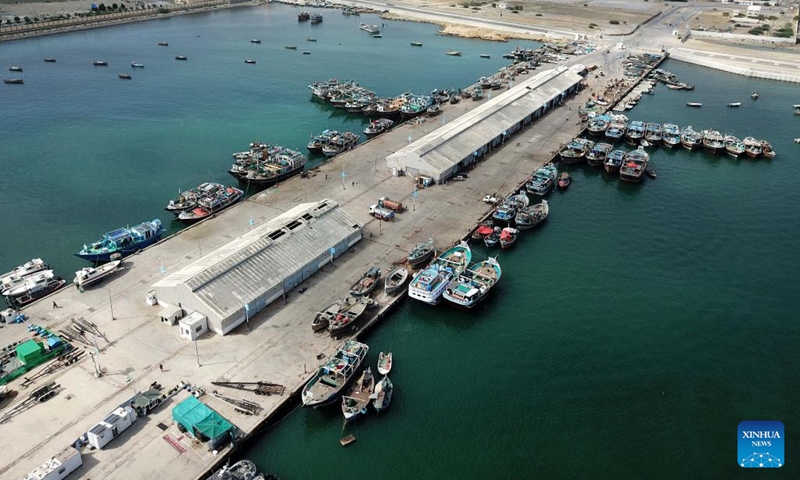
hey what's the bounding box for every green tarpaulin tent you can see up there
[172,396,233,444]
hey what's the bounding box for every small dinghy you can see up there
[371,375,393,413]
[384,267,408,295]
[646,169,657,179]
[727,102,741,107]
[686,102,702,108]
[377,351,392,375]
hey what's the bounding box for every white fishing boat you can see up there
[1,258,50,288]
[73,260,122,288]
[408,242,471,305]
[371,375,393,413]
[377,351,392,375]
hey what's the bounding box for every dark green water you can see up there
[242,61,800,478]
[3,6,799,477]
[0,4,539,275]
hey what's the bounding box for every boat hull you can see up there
[407,249,434,268]
[619,173,644,183]
[176,191,243,224]
[228,165,304,190]
[7,279,66,309]
[75,234,163,262]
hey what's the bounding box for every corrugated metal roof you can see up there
[387,67,584,175]
[153,200,361,319]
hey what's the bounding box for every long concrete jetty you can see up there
[0,47,634,480]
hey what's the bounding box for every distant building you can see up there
[746,5,761,17]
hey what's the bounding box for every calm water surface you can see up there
[2,8,799,479]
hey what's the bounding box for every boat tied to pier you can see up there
[559,138,594,165]
[302,340,369,408]
[442,257,502,309]
[525,163,558,195]
[625,120,646,145]
[228,143,307,189]
[76,219,164,262]
[587,114,611,136]
[619,147,650,183]
[604,115,628,143]
[1,259,50,289]
[515,200,549,230]
[364,118,393,137]
[702,130,725,155]
[328,297,374,335]
[177,186,244,224]
[3,270,66,309]
[408,242,471,305]
[743,137,762,158]
[165,182,223,215]
[724,135,745,158]
[209,459,257,480]
[661,123,681,149]
[372,375,393,413]
[586,142,613,167]
[499,227,518,249]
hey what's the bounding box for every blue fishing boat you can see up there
[76,219,164,262]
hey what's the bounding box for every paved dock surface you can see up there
[0,49,622,480]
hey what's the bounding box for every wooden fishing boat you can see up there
[349,266,381,296]
[557,172,571,189]
[499,227,518,249]
[384,267,408,295]
[312,300,341,332]
[328,298,371,335]
[340,435,357,446]
[407,239,435,268]
[302,340,369,407]
[371,375,393,413]
[377,351,392,375]
[341,367,374,422]
[442,257,502,309]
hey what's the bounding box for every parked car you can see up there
[452,175,467,182]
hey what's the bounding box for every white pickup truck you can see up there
[368,205,395,220]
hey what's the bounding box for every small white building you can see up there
[746,5,761,17]
[87,406,137,450]
[179,311,208,341]
[159,304,184,326]
[735,0,753,5]
[24,447,82,480]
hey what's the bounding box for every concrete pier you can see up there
[0,53,627,480]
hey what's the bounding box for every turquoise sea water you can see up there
[3,6,800,478]
[242,61,800,478]
[0,4,539,275]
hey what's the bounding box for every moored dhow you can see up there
[228,144,307,189]
[525,163,557,195]
[321,131,359,157]
[585,142,613,167]
[328,297,373,335]
[301,340,369,407]
[359,23,381,34]
[587,114,611,136]
[680,126,702,151]
[349,266,381,297]
[625,120,646,145]
[408,242,471,305]
[298,11,310,21]
[442,257,502,309]
[603,149,626,174]
[514,200,549,230]
[702,129,724,155]
[165,182,224,215]
[372,375,393,413]
[604,115,627,142]
[644,123,662,145]
[177,186,244,224]
[384,267,409,296]
[743,137,762,158]
[76,219,164,262]
[724,135,745,158]
[619,146,650,183]
[364,118,393,137]
[559,138,593,165]
[661,123,681,148]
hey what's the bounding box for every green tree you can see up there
[24,16,31,23]
[112,3,118,9]
[14,16,20,23]
[98,3,106,11]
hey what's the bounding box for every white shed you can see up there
[159,305,184,326]
[23,447,82,480]
[179,311,208,341]
[746,5,761,17]
[87,406,137,450]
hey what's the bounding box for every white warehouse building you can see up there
[386,66,584,182]
[153,199,362,335]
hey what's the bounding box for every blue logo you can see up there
[738,421,784,468]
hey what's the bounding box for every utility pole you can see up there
[194,338,201,367]
[108,289,115,321]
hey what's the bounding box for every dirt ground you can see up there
[394,0,659,37]
[1,0,97,17]
[692,4,796,37]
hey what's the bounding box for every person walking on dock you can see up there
[159,364,164,372]
[52,301,60,309]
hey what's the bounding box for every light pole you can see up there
[194,337,201,367]
[412,186,418,212]
[108,289,115,321]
